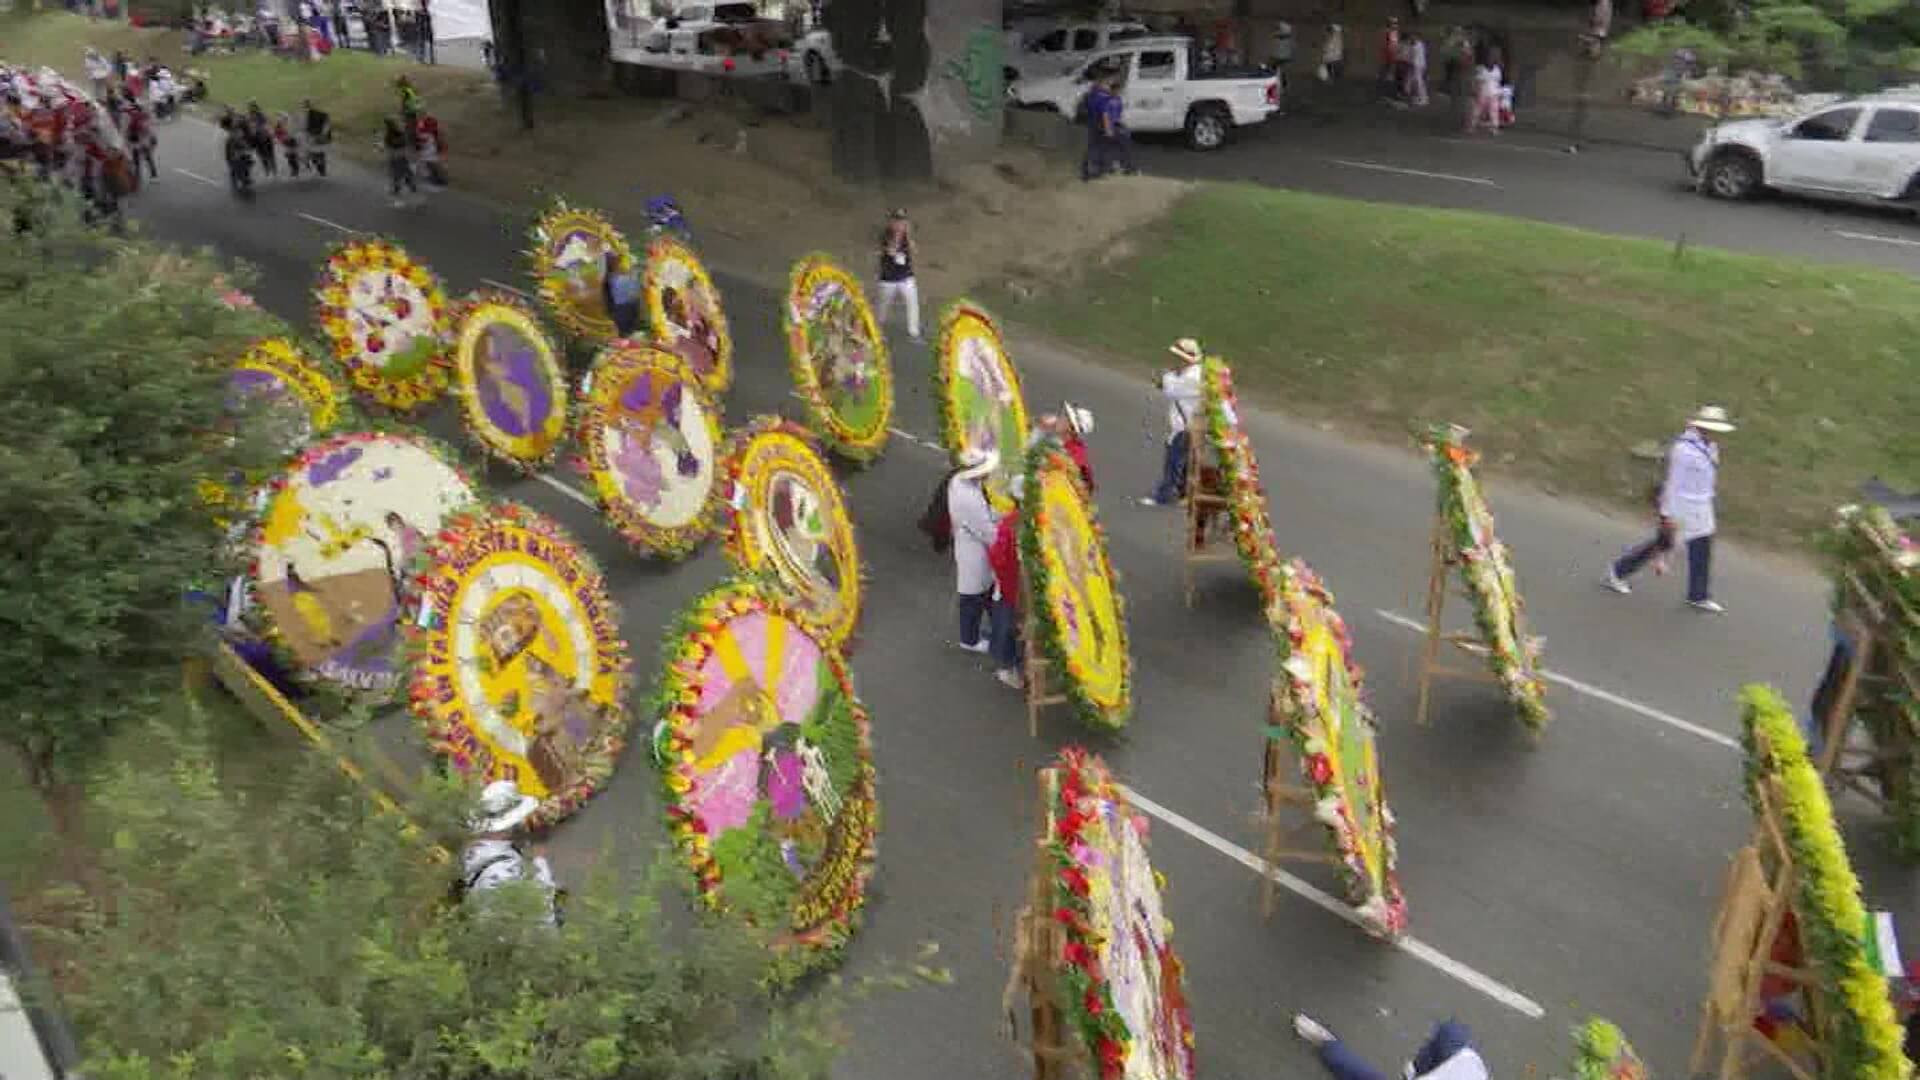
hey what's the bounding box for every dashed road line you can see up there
[296,211,358,234]
[173,167,222,187]
[1122,785,1548,1020]
[1328,158,1501,188]
[1373,609,1740,750]
[531,472,598,510]
[1434,137,1568,156]
[888,427,946,453]
[1833,229,1920,249]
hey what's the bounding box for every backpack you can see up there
[918,468,958,553]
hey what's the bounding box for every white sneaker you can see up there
[1292,1013,1335,1047]
[1602,570,1630,595]
[1690,598,1726,614]
[1138,496,1167,507]
[955,639,989,655]
[995,668,1024,690]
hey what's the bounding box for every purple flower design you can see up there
[308,446,364,486]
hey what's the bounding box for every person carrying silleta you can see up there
[1604,404,1735,613]
[987,473,1026,691]
[947,448,999,655]
[460,780,562,927]
[1140,337,1205,508]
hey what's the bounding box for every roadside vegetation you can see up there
[997,182,1920,550]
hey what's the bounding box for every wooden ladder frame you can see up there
[1002,767,1076,1079]
[1814,565,1919,809]
[1411,509,1499,727]
[1259,687,1342,919]
[1180,418,1236,609]
[1689,773,1826,1080]
[1023,601,1069,738]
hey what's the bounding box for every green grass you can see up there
[995,183,1920,551]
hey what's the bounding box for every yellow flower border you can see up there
[234,336,347,436]
[313,238,453,412]
[451,290,570,471]
[783,253,893,462]
[573,342,726,560]
[933,299,1030,513]
[643,233,733,398]
[528,201,633,343]
[1022,443,1131,729]
[721,417,863,649]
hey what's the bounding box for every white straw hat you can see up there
[1064,403,1095,437]
[471,779,540,834]
[955,448,999,481]
[1168,338,1204,364]
[1688,405,1736,433]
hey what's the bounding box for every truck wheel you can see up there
[805,51,830,85]
[1703,151,1759,200]
[1184,105,1230,151]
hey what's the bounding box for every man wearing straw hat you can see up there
[1604,404,1735,613]
[947,448,1000,655]
[1032,402,1096,494]
[1141,338,1206,508]
[461,779,561,927]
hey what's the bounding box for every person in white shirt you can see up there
[460,780,561,927]
[1293,1013,1490,1080]
[1140,337,1206,507]
[947,448,999,654]
[1605,404,1734,613]
[83,48,111,102]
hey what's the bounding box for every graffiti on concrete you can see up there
[944,24,1005,122]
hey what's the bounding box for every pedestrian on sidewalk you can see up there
[460,780,562,927]
[1269,19,1295,104]
[381,115,418,205]
[1377,17,1403,102]
[875,208,921,341]
[947,448,999,655]
[414,111,447,187]
[1319,23,1345,84]
[1466,51,1503,133]
[1604,404,1735,613]
[1140,338,1205,508]
[301,98,331,175]
[987,474,1026,690]
[1404,31,1430,107]
[1293,1013,1490,1080]
[601,249,643,338]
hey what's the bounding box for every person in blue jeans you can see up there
[947,449,999,654]
[1140,337,1205,508]
[1293,1013,1489,1080]
[1603,405,1735,614]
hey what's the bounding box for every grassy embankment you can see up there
[997,183,1920,551]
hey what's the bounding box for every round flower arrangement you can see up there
[1740,684,1911,1080]
[247,430,478,701]
[230,336,347,445]
[721,417,863,649]
[1266,558,1408,939]
[1200,356,1283,607]
[649,578,879,962]
[450,290,569,470]
[1570,1018,1646,1080]
[573,341,725,560]
[529,200,633,342]
[1423,425,1550,737]
[1042,748,1197,1080]
[783,254,893,462]
[644,233,733,397]
[313,238,453,411]
[1827,503,1920,856]
[1022,442,1131,730]
[405,501,633,830]
[934,299,1029,511]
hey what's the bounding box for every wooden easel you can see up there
[1002,767,1074,1079]
[1259,687,1342,919]
[1180,419,1234,609]
[1814,554,1918,811]
[1411,510,1500,727]
[1023,604,1068,738]
[1690,772,1826,1080]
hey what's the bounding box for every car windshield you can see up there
[714,3,756,20]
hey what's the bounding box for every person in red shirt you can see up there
[987,478,1025,690]
[1035,405,1095,493]
[1379,16,1404,100]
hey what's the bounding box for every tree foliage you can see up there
[35,710,865,1080]
[0,181,284,800]
[1614,0,1920,86]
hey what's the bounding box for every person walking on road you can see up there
[245,101,276,178]
[1604,404,1735,613]
[381,115,417,206]
[301,99,331,176]
[875,208,921,342]
[460,780,561,927]
[987,473,1026,690]
[125,102,157,180]
[947,449,999,655]
[274,111,302,177]
[1140,338,1205,508]
[1292,1013,1490,1080]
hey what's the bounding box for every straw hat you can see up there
[471,779,540,835]
[1688,405,1736,433]
[955,448,998,482]
[1168,338,1203,365]
[1064,402,1095,438]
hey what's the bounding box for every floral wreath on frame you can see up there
[933,299,1029,512]
[528,200,633,343]
[450,290,570,471]
[572,341,726,561]
[404,500,634,830]
[1021,442,1132,731]
[720,416,864,650]
[783,253,893,463]
[313,237,453,412]
[643,233,733,398]
[1200,356,1283,607]
[1423,424,1551,736]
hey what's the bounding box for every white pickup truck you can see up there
[1010,37,1281,150]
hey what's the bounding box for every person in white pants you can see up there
[875,208,921,341]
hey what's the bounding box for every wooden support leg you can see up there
[1414,515,1450,728]
[1816,622,1872,779]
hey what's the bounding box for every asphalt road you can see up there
[1128,104,1920,276]
[119,116,1911,1080]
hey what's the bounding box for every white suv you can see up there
[1689,93,1920,207]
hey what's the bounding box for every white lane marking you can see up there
[889,427,946,453]
[1122,785,1547,1020]
[532,472,597,510]
[296,211,357,234]
[1373,609,1740,751]
[1328,158,1501,188]
[1833,229,1920,249]
[173,167,222,187]
[481,277,534,298]
[1434,137,1566,157]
